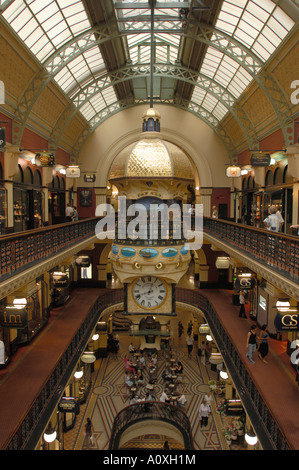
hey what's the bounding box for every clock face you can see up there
[132,276,167,309]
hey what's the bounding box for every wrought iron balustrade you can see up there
[108,401,194,450]
[203,217,299,282]
[0,218,99,283]
[5,287,292,450]
[176,288,292,450]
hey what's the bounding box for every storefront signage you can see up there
[0,127,6,151]
[250,152,271,167]
[274,312,299,331]
[51,272,69,287]
[235,276,256,290]
[58,397,78,413]
[35,152,55,167]
[75,256,91,267]
[66,166,80,178]
[84,174,96,182]
[0,306,27,329]
[226,166,241,177]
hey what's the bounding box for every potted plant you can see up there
[208,380,217,391]
[216,399,226,414]
[233,417,244,435]
[222,427,232,446]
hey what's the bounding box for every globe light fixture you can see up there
[43,424,57,443]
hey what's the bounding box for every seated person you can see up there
[162,369,172,382]
[125,372,133,388]
[130,394,139,405]
[124,355,136,374]
[138,355,146,370]
[151,353,158,366]
[159,389,170,403]
[175,361,183,374]
[136,369,144,385]
[177,394,187,406]
[129,342,136,354]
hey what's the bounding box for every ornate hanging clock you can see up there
[131,276,167,309]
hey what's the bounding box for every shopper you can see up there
[200,341,206,365]
[178,321,184,337]
[186,332,194,358]
[65,203,74,222]
[263,205,280,232]
[204,391,212,408]
[72,205,78,221]
[83,417,94,449]
[275,205,284,231]
[258,324,269,363]
[238,291,246,318]
[246,325,257,364]
[199,399,210,427]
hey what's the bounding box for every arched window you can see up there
[23,166,33,184]
[14,164,23,182]
[247,176,255,189]
[274,167,283,185]
[283,165,292,183]
[53,175,60,189]
[33,169,42,186]
[265,170,273,186]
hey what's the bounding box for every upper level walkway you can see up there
[0,286,298,450]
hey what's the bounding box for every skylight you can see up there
[3,0,92,62]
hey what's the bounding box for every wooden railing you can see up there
[0,218,99,283]
[203,217,299,283]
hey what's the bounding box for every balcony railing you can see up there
[108,401,194,450]
[176,288,292,450]
[0,218,99,283]
[203,217,299,283]
[5,288,292,450]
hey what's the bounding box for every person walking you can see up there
[178,321,184,337]
[186,332,194,358]
[72,205,78,221]
[83,417,94,449]
[65,203,74,222]
[238,291,246,318]
[199,399,211,427]
[263,205,280,232]
[246,325,257,364]
[258,324,269,363]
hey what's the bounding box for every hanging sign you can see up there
[235,276,256,290]
[84,174,96,183]
[58,397,78,413]
[35,152,55,167]
[66,166,81,178]
[51,272,69,287]
[274,312,299,331]
[226,166,241,177]
[0,306,27,329]
[250,152,270,167]
[75,256,91,267]
[0,127,6,151]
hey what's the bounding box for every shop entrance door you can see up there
[49,192,65,225]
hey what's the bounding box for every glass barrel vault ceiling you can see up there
[0,0,296,129]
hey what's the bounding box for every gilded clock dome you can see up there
[109,108,194,181]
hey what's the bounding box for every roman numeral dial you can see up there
[132,276,167,309]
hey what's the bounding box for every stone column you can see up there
[199,187,212,217]
[3,145,20,230]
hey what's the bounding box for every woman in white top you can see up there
[199,400,210,427]
[204,392,212,407]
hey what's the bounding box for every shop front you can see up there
[0,278,48,366]
[48,175,66,225]
[50,266,72,308]
[13,165,44,232]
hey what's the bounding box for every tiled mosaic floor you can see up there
[64,304,246,451]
